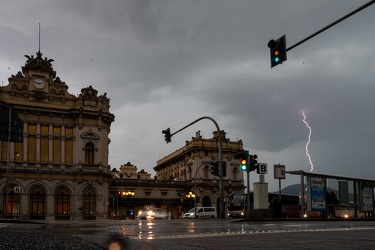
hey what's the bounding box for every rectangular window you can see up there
[1,141,8,160]
[40,125,49,136]
[53,138,61,163]
[14,142,23,161]
[28,137,36,162]
[40,125,49,163]
[65,127,73,164]
[40,137,49,163]
[28,124,36,134]
[53,127,61,137]
[65,140,73,164]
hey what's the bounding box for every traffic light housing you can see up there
[210,161,220,176]
[240,153,248,171]
[268,35,287,68]
[249,154,258,172]
[162,128,172,143]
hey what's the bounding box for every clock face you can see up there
[33,78,45,89]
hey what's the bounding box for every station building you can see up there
[0,50,114,220]
[110,131,246,219]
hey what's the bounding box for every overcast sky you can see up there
[1,0,374,191]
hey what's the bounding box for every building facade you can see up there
[0,50,114,220]
[110,131,246,219]
[154,130,245,217]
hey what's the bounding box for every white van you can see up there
[183,207,217,218]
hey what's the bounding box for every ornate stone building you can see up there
[0,50,114,220]
[108,132,246,219]
[154,130,246,215]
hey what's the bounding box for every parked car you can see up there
[183,207,217,218]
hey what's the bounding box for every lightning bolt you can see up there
[302,111,313,172]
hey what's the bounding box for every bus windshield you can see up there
[229,194,246,206]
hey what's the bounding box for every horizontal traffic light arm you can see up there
[273,1,375,54]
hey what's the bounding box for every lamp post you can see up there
[186,191,195,216]
[123,191,135,219]
[193,161,211,218]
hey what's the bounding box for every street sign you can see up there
[274,164,286,179]
[0,106,23,143]
[257,163,268,174]
[14,187,21,193]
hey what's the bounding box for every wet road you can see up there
[3,219,375,249]
[44,218,375,240]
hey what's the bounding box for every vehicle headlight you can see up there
[148,211,154,216]
[138,211,142,215]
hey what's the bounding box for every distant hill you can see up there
[270,184,303,195]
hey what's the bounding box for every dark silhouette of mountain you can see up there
[270,184,303,195]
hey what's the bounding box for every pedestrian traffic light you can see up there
[240,154,248,171]
[267,35,287,68]
[210,161,220,176]
[249,154,258,172]
[162,128,172,143]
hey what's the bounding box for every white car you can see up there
[183,207,217,218]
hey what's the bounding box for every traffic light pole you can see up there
[166,116,225,218]
[286,0,375,52]
[246,164,251,218]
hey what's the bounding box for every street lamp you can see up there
[123,191,135,219]
[186,191,195,216]
[193,161,211,218]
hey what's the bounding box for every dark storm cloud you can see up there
[1,0,375,188]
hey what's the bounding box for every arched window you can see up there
[30,185,46,220]
[85,142,95,165]
[55,186,70,220]
[82,187,96,220]
[2,185,19,218]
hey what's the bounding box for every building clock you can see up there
[33,78,45,89]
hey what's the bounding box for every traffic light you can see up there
[249,154,258,172]
[162,128,172,143]
[267,35,287,68]
[210,161,220,176]
[240,154,248,171]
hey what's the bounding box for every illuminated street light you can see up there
[122,191,135,219]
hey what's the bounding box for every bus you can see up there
[227,191,300,218]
